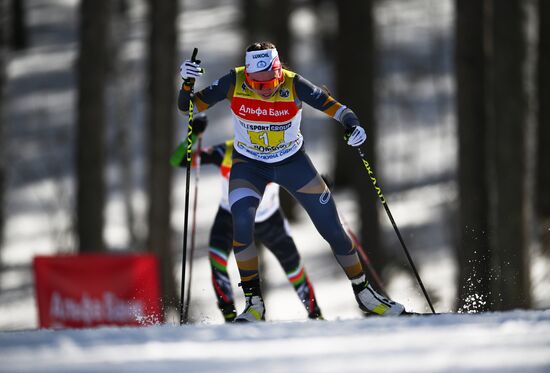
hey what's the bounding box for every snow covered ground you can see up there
[1,310,550,373]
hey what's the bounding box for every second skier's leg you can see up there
[208,208,237,322]
[255,210,323,319]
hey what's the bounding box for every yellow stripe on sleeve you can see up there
[323,99,343,118]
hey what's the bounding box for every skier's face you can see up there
[245,69,283,99]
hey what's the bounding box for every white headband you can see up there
[245,48,281,73]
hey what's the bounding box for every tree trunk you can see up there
[266,0,291,66]
[0,0,7,255]
[538,0,550,255]
[10,0,27,50]
[147,0,178,313]
[241,0,262,48]
[455,0,491,312]
[111,0,141,250]
[335,0,387,278]
[485,0,532,309]
[76,0,110,253]
[241,0,291,63]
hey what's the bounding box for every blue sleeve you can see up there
[178,70,236,112]
[294,74,360,131]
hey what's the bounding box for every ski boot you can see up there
[295,280,324,320]
[234,279,265,322]
[352,276,405,316]
[307,303,324,320]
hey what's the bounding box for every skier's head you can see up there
[244,41,284,99]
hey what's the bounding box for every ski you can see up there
[401,311,442,316]
[361,311,442,317]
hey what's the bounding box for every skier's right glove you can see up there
[180,59,204,83]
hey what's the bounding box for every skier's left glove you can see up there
[345,125,367,147]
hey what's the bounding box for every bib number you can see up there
[248,130,284,148]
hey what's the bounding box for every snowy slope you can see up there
[1,310,550,373]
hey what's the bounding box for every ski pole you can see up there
[355,146,436,314]
[182,136,202,322]
[179,47,199,325]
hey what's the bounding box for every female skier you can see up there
[178,41,406,321]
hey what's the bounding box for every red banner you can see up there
[33,254,164,328]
